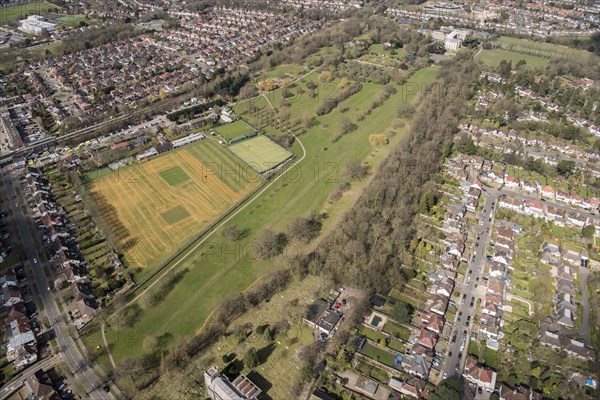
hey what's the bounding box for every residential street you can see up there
[2,166,114,400]
[442,189,498,389]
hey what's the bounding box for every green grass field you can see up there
[160,205,191,225]
[229,135,293,173]
[0,1,58,23]
[88,66,438,368]
[213,120,256,140]
[382,320,411,341]
[476,36,595,68]
[476,49,551,68]
[359,342,395,366]
[158,166,190,186]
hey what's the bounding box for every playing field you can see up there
[476,36,594,68]
[229,135,293,173]
[213,120,255,140]
[0,2,58,23]
[88,140,259,273]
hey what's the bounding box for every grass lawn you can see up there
[158,166,191,186]
[359,342,396,366]
[56,15,91,28]
[382,320,411,341]
[160,205,191,225]
[356,360,390,383]
[92,66,438,366]
[0,1,58,23]
[476,49,550,69]
[228,135,293,173]
[358,326,386,344]
[482,347,499,370]
[468,340,480,358]
[388,288,422,309]
[213,120,256,140]
[497,36,591,59]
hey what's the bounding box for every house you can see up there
[418,326,438,349]
[498,196,522,212]
[67,297,100,328]
[401,353,431,379]
[463,356,497,393]
[432,276,454,297]
[541,242,560,257]
[541,185,556,199]
[561,337,596,361]
[556,278,576,296]
[303,299,342,338]
[479,316,500,340]
[482,293,502,317]
[487,279,504,296]
[25,369,57,400]
[521,181,537,193]
[421,312,444,334]
[556,307,574,327]
[353,375,379,398]
[539,326,561,350]
[499,384,543,400]
[545,206,564,223]
[496,226,514,241]
[504,174,520,188]
[566,211,587,228]
[388,376,425,398]
[523,199,544,218]
[204,367,261,400]
[427,294,449,316]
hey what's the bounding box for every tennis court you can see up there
[228,135,293,173]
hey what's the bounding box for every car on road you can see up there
[466,315,471,324]
[457,312,462,322]
[33,258,37,264]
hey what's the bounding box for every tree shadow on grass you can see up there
[257,342,276,364]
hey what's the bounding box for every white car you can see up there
[33,258,38,264]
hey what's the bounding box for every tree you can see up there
[244,347,259,369]
[288,212,322,243]
[456,133,477,155]
[429,378,462,400]
[143,335,159,352]
[556,160,576,177]
[255,230,287,259]
[420,189,435,214]
[319,70,333,83]
[222,225,246,243]
[369,134,389,146]
[344,160,369,180]
[582,225,595,239]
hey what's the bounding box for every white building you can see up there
[20,15,56,35]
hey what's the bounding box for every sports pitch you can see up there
[0,1,57,23]
[213,120,255,140]
[88,140,259,273]
[229,135,293,173]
